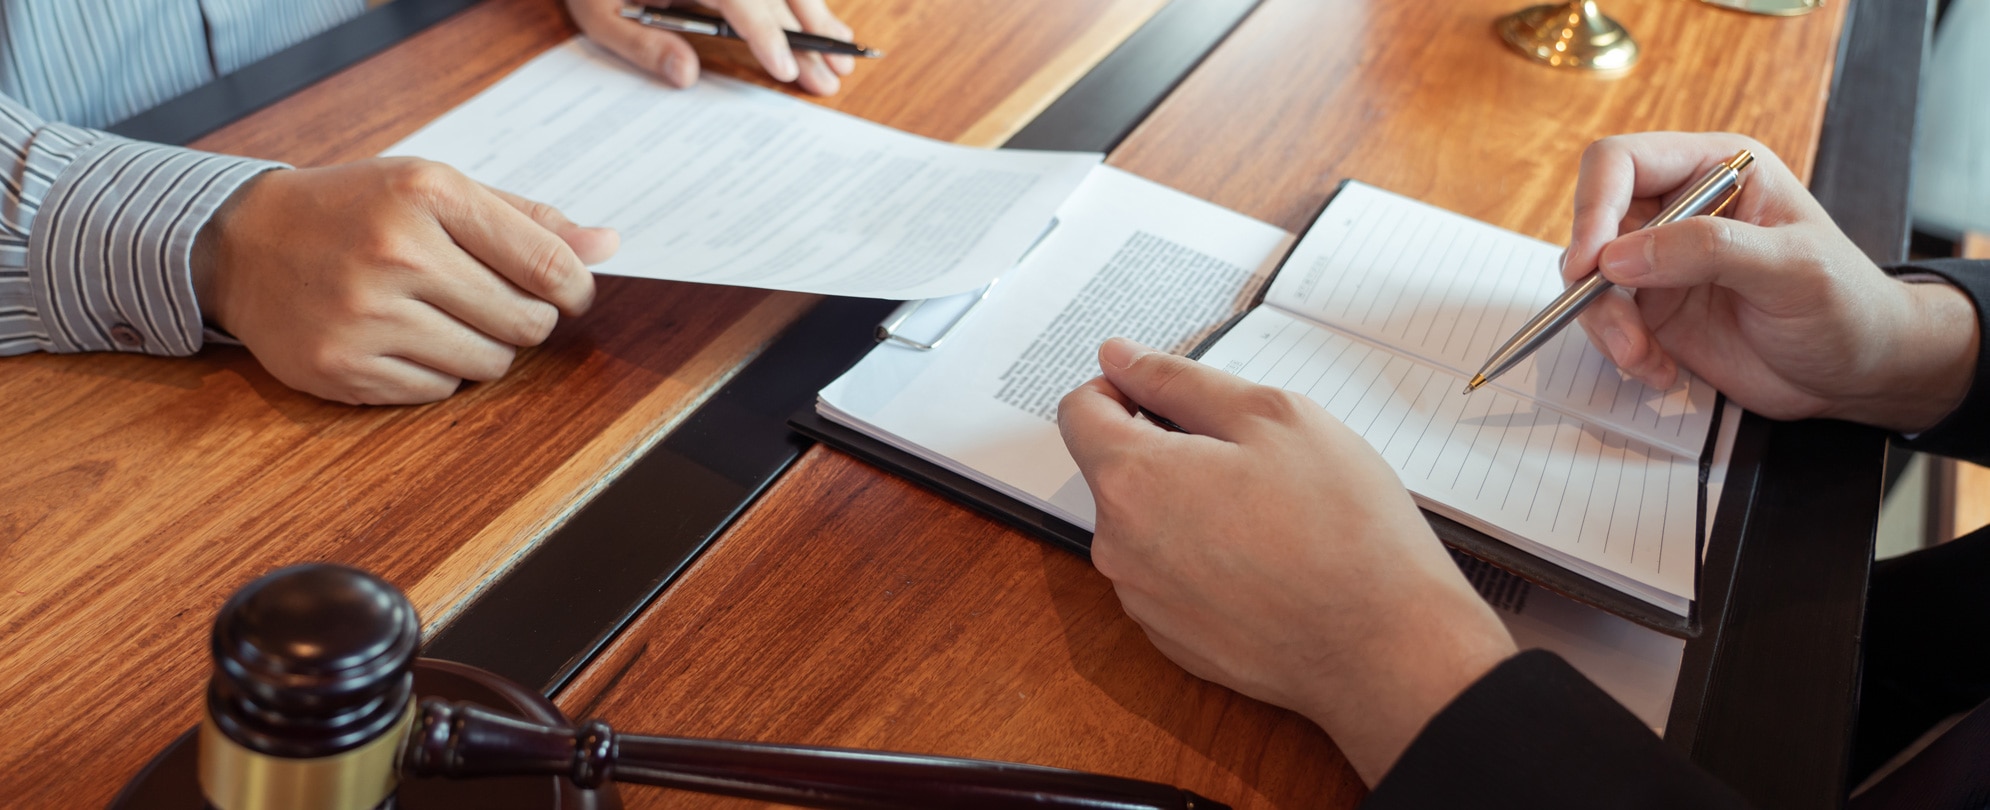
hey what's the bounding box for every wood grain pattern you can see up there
[1112,0,1850,237]
[952,0,1170,148]
[561,0,1853,807]
[404,291,819,635]
[556,451,1356,810]
[0,0,1162,806]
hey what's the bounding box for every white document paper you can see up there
[1198,306,1699,613]
[383,39,1100,299]
[1458,554,1683,732]
[823,173,1717,617]
[819,166,1292,526]
[1263,183,1717,458]
[1193,184,1711,612]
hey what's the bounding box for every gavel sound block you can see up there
[111,565,1230,809]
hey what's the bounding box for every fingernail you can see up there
[812,61,839,94]
[1599,234,1653,281]
[830,53,855,75]
[1648,358,1678,390]
[1558,248,1569,273]
[585,224,616,250]
[777,51,800,82]
[1603,327,1633,366]
[1100,337,1151,370]
[663,54,695,87]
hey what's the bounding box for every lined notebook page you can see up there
[1202,306,1697,610]
[1263,182,1716,458]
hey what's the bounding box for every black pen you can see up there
[618,6,885,59]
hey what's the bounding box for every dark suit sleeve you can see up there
[1362,650,1752,810]
[1888,258,1990,465]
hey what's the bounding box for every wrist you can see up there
[1297,588,1517,785]
[1831,280,1979,433]
[191,170,275,333]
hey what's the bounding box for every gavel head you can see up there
[200,564,421,810]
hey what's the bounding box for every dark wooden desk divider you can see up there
[114,565,1226,810]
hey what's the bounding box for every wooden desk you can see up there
[558,1,1865,808]
[0,0,1166,805]
[0,0,1914,806]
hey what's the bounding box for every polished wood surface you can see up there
[1113,0,1848,236]
[562,0,1854,807]
[557,451,1354,810]
[0,0,1164,805]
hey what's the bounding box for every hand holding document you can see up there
[384,40,1099,299]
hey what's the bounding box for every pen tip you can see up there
[862,47,884,58]
[1462,374,1487,396]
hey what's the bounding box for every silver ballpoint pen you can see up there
[1463,149,1756,395]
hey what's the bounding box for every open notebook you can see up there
[810,168,1726,634]
[1191,181,1719,618]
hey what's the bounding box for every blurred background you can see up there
[1882,0,1989,558]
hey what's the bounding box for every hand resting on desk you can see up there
[191,159,619,405]
[567,0,858,96]
[1562,132,1978,433]
[1056,337,1518,785]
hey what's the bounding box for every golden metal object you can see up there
[1497,1,1640,71]
[1706,150,1756,217]
[198,704,411,810]
[1698,0,1823,17]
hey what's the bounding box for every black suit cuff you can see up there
[1363,650,1748,809]
[1885,259,1990,464]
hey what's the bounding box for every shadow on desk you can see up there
[1035,541,1359,805]
[548,449,1364,809]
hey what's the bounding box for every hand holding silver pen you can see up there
[1465,149,1756,395]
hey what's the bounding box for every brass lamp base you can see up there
[1497,1,1639,71]
[1698,0,1823,17]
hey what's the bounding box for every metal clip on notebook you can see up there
[875,280,999,350]
[876,216,1064,350]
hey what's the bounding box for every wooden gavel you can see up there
[194,564,1228,810]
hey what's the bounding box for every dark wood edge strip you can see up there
[422,0,1270,695]
[1669,1,1931,806]
[419,295,898,690]
[108,0,487,145]
[1003,0,1260,153]
[1665,411,1770,744]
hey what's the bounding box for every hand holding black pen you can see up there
[565,0,859,96]
[621,5,883,58]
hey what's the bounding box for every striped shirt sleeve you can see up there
[0,92,283,357]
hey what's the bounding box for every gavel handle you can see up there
[404,698,1229,810]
